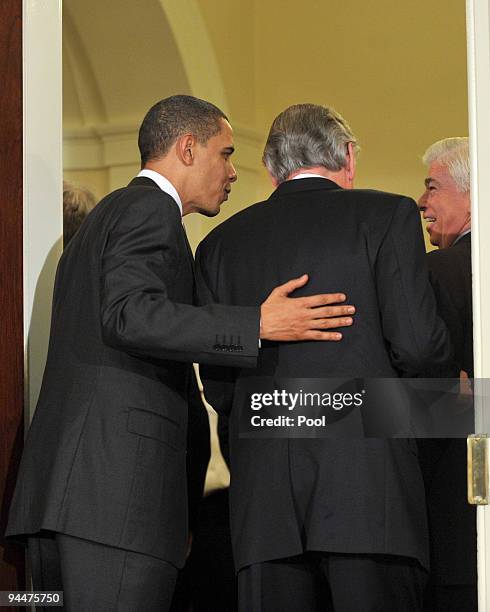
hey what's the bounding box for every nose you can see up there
[229,162,238,183]
[417,192,427,210]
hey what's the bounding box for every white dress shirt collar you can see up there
[291,172,329,180]
[137,169,183,216]
[452,229,471,246]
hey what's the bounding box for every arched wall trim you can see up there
[63,0,263,191]
[158,0,229,113]
[63,5,107,125]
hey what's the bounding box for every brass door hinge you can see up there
[468,434,488,505]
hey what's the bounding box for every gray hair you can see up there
[262,104,359,183]
[138,95,228,165]
[422,137,470,192]
[63,181,97,247]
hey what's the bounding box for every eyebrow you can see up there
[424,177,437,188]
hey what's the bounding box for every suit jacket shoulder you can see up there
[427,234,471,282]
[199,183,417,267]
[197,179,453,384]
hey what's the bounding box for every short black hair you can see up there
[138,95,228,165]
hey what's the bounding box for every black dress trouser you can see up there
[28,532,178,611]
[238,552,427,612]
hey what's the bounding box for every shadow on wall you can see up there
[27,237,63,423]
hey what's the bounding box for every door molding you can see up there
[23,0,63,420]
[466,0,490,609]
[0,0,25,591]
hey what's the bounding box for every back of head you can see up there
[138,94,228,165]
[63,181,97,247]
[422,137,470,192]
[262,103,359,183]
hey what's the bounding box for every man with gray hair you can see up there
[196,104,453,611]
[417,137,476,612]
[418,137,472,376]
[419,138,470,248]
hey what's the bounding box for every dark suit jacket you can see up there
[6,176,259,568]
[427,233,472,378]
[195,178,452,572]
[421,233,476,586]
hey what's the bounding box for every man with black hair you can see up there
[6,95,353,611]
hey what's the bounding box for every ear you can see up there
[346,142,356,177]
[266,168,279,188]
[345,142,356,186]
[176,134,197,166]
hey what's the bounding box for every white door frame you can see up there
[23,0,490,607]
[466,0,490,608]
[23,0,63,422]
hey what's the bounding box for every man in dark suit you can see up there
[418,137,472,377]
[417,137,476,612]
[6,96,355,611]
[196,103,454,612]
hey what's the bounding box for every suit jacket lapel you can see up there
[128,175,194,274]
[181,223,196,281]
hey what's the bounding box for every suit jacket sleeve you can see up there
[99,191,259,367]
[375,197,455,376]
[426,251,467,375]
[194,241,238,415]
